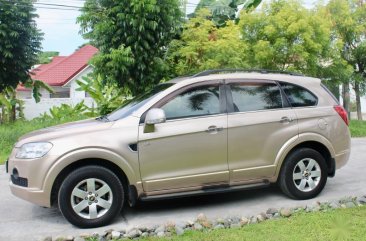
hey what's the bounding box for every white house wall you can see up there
[66,66,94,99]
[22,97,95,120]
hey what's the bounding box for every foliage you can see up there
[38,101,91,121]
[76,74,127,116]
[0,86,24,123]
[327,0,366,119]
[0,0,43,92]
[192,0,262,27]
[0,115,88,164]
[239,0,334,76]
[24,79,54,103]
[37,51,59,64]
[77,0,182,96]
[167,9,248,76]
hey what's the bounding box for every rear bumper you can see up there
[334,149,351,170]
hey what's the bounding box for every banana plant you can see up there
[76,74,128,116]
[48,101,89,121]
[0,86,24,123]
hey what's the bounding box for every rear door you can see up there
[226,79,298,183]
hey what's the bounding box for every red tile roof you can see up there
[17,45,98,91]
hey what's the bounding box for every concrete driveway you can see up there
[0,138,365,241]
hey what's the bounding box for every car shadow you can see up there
[124,184,284,215]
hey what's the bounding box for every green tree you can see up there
[77,0,182,96]
[192,0,262,26]
[37,51,59,64]
[0,0,43,91]
[167,9,248,76]
[327,0,366,120]
[239,0,333,76]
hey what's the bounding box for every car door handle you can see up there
[280,116,293,123]
[206,126,224,133]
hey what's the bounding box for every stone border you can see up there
[44,195,366,241]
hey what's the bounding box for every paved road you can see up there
[0,138,365,241]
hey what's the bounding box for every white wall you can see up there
[67,66,93,99]
[22,97,95,120]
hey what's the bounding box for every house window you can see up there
[50,91,70,98]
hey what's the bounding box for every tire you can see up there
[279,148,327,200]
[58,165,124,228]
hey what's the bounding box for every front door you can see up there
[138,83,229,192]
[226,80,298,183]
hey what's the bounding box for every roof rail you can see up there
[192,69,303,77]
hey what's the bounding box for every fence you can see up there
[22,98,95,120]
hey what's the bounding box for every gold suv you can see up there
[7,70,351,228]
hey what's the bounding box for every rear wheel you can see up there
[58,165,124,228]
[279,148,327,200]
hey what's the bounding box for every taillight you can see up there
[334,105,349,126]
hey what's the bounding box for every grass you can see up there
[1,119,365,165]
[132,206,366,241]
[349,120,366,137]
[0,116,85,164]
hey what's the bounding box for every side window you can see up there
[161,85,220,120]
[230,82,283,112]
[280,83,317,107]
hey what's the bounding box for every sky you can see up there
[35,0,322,56]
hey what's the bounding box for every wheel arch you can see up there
[50,158,130,206]
[272,133,336,182]
[42,147,140,207]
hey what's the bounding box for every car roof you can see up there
[167,72,321,87]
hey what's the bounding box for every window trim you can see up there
[140,80,226,123]
[225,79,287,114]
[279,81,319,108]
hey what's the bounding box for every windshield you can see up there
[105,83,174,121]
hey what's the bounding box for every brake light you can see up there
[334,105,349,126]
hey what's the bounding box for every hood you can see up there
[16,118,114,147]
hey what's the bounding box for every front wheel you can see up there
[58,165,124,228]
[279,148,328,200]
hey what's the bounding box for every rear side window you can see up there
[280,83,318,107]
[230,82,283,112]
[161,85,220,120]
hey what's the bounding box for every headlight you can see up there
[16,142,53,159]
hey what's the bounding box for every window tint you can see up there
[161,85,220,119]
[230,82,283,112]
[280,83,317,107]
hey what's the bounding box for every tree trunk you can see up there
[10,105,16,122]
[342,83,351,119]
[354,82,363,120]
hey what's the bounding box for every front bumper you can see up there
[9,181,50,207]
[7,152,53,208]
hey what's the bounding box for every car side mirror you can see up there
[144,108,166,133]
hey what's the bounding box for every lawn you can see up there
[349,120,366,138]
[133,206,366,241]
[0,119,365,165]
